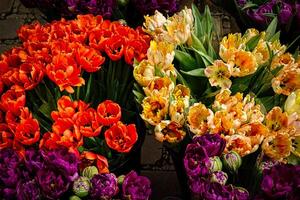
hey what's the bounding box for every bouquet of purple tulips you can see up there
[20,0,180,25]
[0,148,151,200]
[235,0,300,42]
[184,134,300,199]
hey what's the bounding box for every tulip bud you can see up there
[117,175,125,185]
[73,177,90,197]
[117,0,129,6]
[69,196,81,200]
[82,166,98,179]
[257,160,278,175]
[222,151,242,173]
[284,89,300,115]
[209,156,223,172]
[210,171,228,185]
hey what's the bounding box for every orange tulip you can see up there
[46,53,85,93]
[0,124,14,150]
[75,45,105,73]
[15,117,40,146]
[75,108,102,137]
[104,122,138,153]
[97,100,121,126]
[0,86,26,114]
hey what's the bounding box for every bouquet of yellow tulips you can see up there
[133,4,300,198]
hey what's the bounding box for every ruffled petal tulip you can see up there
[154,120,186,143]
[97,100,121,126]
[141,95,169,125]
[205,60,232,89]
[143,76,174,97]
[187,103,212,135]
[104,122,138,153]
[133,60,156,87]
[46,53,85,93]
[122,171,152,200]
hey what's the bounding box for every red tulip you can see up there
[104,122,138,153]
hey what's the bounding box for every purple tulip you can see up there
[261,164,299,199]
[237,0,247,7]
[37,167,70,200]
[246,0,275,26]
[0,149,21,187]
[16,179,41,200]
[233,187,250,200]
[189,176,208,196]
[2,188,17,200]
[90,173,118,199]
[184,143,211,178]
[203,182,234,199]
[41,148,79,181]
[122,171,152,200]
[296,3,300,27]
[278,1,293,24]
[24,149,44,174]
[132,0,178,15]
[192,134,226,157]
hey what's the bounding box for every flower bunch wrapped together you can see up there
[187,89,299,161]
[0,14,151,190]
[135,4,299,199]
[0,147,151,200]
[12,14,150,93]
[236,0,300,28]
[40,96,138,158]
[133,7,194,143]
[184,134,249,199]
[20,0,181,25]
[0,148,78,200]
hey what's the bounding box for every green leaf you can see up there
[192,47,214,66]
[133,90,145,104]
[269,31,281,43]
[242,2,258,10]
[155,67,164,77]
[175,68,189,86]
[246,35,260,51]
[175,49,197,71]
[263,13,277,18]
[271,65,284,76]
[191,33,207,54]
[180,68,206,77]
[286,34,300,51]
[207,42,217,60]
[265,17,278,41]
[203,6,213,37]
[192,3,203,38]
[38,103,52,119]
[287,153,300,165]
[84,73,94,102]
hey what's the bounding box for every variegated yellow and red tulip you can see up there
[141,95,169,126]
[143,76,174,97]
[154,120,186,143]
[204,60,233,89]
[133,60,156,87]
[187,103,213,135]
